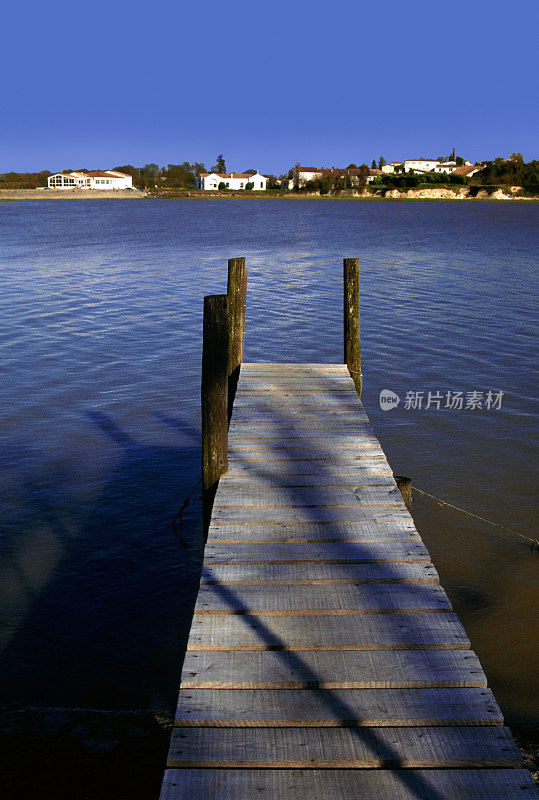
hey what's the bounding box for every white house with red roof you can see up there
[48,170,133,189]
[197,171,267,190]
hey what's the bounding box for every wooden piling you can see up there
[202,294,229,534]
[343,257,361,395]
[394,475,413,512]
[227,258,247,416]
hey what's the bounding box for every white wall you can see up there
[296,169,322,186]
[199,172,267,190]
[433,163,457,174]
[90,175,132,189]
[404,159,439,173]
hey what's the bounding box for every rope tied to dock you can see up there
[412,485,539,551]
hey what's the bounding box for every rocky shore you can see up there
[1,187,535,202]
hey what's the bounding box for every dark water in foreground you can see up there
[0,198,537,729]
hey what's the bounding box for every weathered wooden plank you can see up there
[213,485,404,508]
[174,687,503,726]
[228,416,372,427]
[229,431,376,442]
[204,540,430,563]
[240,363,350,370]
[230,440,382,452]
[180,649,486,690]
[219,475,397,488]
[186,612,470,650]
[236,388,361,395]
[166,726,519,768]
[229,419,370,429]
[205,521,419,544]
[193,582,452,614]
[235,384,361,392]
[160,768,538,799]
[210,507,412,525]
[231,408,368,417]
[225,461,393,477]
[200,562,440,585]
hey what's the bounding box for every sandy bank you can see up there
[0,188,147,200]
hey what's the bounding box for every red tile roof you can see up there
[200,172,256,179]
[85,170,127,178]
[452,164,485,176]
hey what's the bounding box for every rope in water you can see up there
[412,485,538,551]
[171,476,202,549]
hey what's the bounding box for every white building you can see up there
[381,161,403,174]
[433,161,459,174]
[404,158,441,174]
[293,166,322,187]
[293,165,378,187]
[197,172,267,190]
[48,170,133,189]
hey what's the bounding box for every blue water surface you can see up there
[0,198,537,725]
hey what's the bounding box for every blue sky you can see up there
[2,0,537,174]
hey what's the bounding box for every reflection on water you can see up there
[0,198,537,727]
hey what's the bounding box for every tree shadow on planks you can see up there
[186,368,475,799]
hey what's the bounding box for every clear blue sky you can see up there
[2,0,537,174]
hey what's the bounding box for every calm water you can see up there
[0,198,537,728]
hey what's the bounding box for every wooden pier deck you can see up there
[160,361,536,799]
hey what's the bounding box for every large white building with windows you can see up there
[197,171,267,190]
[47,170,133,189]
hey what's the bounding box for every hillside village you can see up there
[1,153,537,197]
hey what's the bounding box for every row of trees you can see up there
[1,154,537,192]
[370,172,466,189]
[0,155,230,191]
[468,154,538,187]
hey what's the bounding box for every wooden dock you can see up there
[160,261,537,799]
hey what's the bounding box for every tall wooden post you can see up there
[343,257,362,395]
[201,294,229,535]
[227,257,247,417]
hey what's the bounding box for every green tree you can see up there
[508,152,524,163]
[456,156,464,166]
[378,156,386,169]
[212,154,226,173]
[245,182,254,190]
[371,159,377,169]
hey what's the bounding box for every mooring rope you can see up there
[412,485,538,551]
[171,476,202,549]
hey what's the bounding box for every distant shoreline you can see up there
[1,188,537,202]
